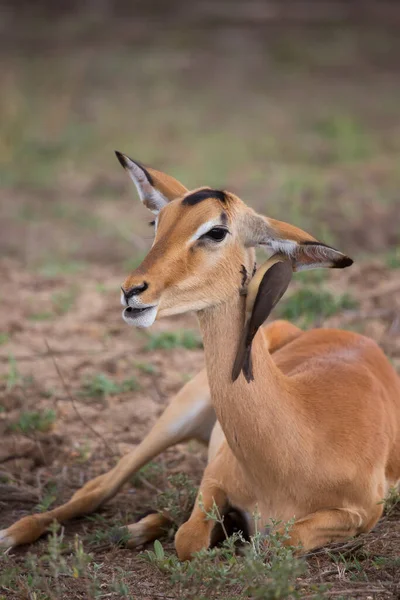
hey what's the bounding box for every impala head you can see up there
[117,151,353,328]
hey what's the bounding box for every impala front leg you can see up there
[175,457,228,561]
[0,369,214,549]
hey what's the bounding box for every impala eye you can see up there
[201,227,229,242]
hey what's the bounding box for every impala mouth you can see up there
[122,304,158,328]
[124,306,152,317]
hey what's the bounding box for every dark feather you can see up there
[232,260,293,382]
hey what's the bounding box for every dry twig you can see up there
[44,339,116,458]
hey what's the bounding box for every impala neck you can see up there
[197,293,301,471]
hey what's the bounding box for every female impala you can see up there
[1,154,400,560]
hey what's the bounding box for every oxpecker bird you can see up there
[232,255,293,383]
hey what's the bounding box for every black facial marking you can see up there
[220,211,228,224]
[252,263,257,277]
[114,151,154,185]
[182,188,227,206]
[240,264,248,287]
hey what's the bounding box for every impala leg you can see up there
[125,512,172,548]
[0,369,214,549]
[174,455,228,561]
[287,506,376,554]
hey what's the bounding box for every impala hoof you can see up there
[0,529,15,549]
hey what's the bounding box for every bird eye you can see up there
[149,220,156,227]
[202,227,229,242]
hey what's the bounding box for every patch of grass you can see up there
[294,269,329,285]
[36,481,58,512]
[3,354,22,391]
[134,361,158,375]
[381,486,400,517]
[0,523,103,599]
[325,545,370,584]
[279,287,358,326]
[86,524,131,549]
[95,282,115,294]
[372,555,400,569]
[10,409,57,434]
[111,570,135,599]
[0,332,10,345]
[142,514,317,600]
[37,260,87,277]
[1,354,33,391]
[80,373,140,400]
[72,440,92,463]
[385,247,400,269]
[155,474,198,530]
[313,114,375,162]
[28,311,54,321]
[28,287,79,321]
[145,330,202,351]
[131,461,164,488]
[52,286,79,315]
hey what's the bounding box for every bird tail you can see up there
[232,323,254,383]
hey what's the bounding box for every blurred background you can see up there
[1,0,400,268]
[1,2,400,597]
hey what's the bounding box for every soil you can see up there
[0,257,399,599]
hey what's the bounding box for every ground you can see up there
[0,8,400,599]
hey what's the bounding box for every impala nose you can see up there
[122,282,148,302]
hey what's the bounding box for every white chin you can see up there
[122,306,157,328]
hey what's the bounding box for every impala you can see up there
[2,153,400,560]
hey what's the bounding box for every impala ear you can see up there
[242,212,353,271]
[115,151,188,214]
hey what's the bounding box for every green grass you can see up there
[313,114,375,162]
[294,270,329,285]
[155,474,198,530]
[279,287,358,326]
[134,361,158,375]
[382,486,400,517]
[145,330,203,351]
[80,373,140,400]
[36,481,58,512]
[142,517,315,600]
[28,311,54,321]
[28,286,79,321]
[52,286,79,315]
[131,461,164,488]
[9,409,57,434]
[37,260,88,277]
[0,523,102,598]
[0,332,10,345]
[2,26,399,271]
[385,247,400,269]
[2,354,22,391]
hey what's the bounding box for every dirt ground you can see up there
[1,6,400,599]
[0,258,400,599]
